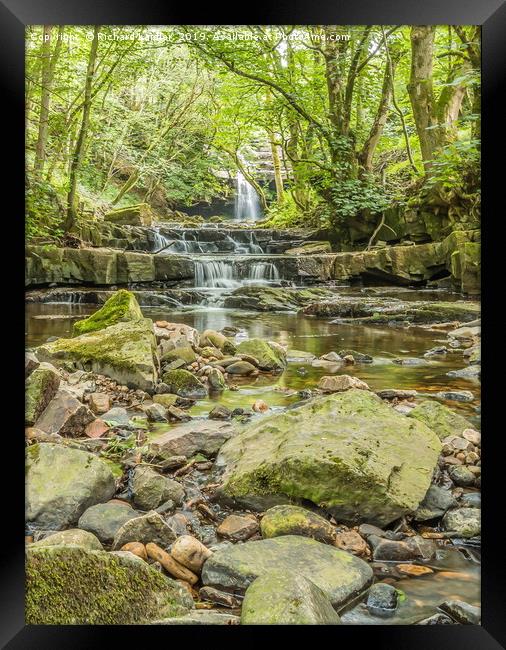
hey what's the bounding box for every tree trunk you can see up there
[269,137,284,204]
[407,26,441,172]
[65,26,99,232]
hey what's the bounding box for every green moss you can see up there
[26,546,192,624]
[408,400,474,440]
[161,369,207,399]
[73,289,143,336]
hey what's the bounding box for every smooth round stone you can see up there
[78,502,139,544]
[366,582,398,616]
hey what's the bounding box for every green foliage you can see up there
[26,178,64,241]
[321,178,391,225]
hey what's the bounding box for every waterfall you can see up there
[235,171,261,221]
[248,262,280,282]
[194,260,241,289]
[152,227,170,252]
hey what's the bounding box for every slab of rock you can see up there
[201,535,373,608]
[161,369,207,399]
[439,600,481,624]
[78,502,139,544]
[217,515,259,542]
[26,545,192,624]
[236,339,287,371]
[148,419,236,459]
[25,351,40,377]
[104,203,154,227]
[88,392,111,415]
[199,586,241,609]
[260,505,336,545]
[408,400,474,440]
[241,570,341,625]
[216,390,441,526]
[26,443,116,530]
[435,390,474,403]
[318,374,370,393]
[112,511,177,550]
[34,388,95,437]
[145,403,167,422]
[25,362,61,425]
[414,485,457,521]
[37,319,158,391]
[225,361,257,376]
[376,389,418,400]
[131,466,184,511]
[102,406,130,426]
[30,528,103,550]
[442,507,481,538]
[72,289,143,336]
[368,535,437,561]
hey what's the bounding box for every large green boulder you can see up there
[201,535,372,608]
[216,390,441,526]
[236,339,287,371]
[26,545,193,624]
[241,570,341,624]
[26,443,116,530]
[260,505,337,545]
[36,318,158,391]
[25,362,60,425]
[407,400,474,440]
[161,369,207,399]
[73,289,143,336]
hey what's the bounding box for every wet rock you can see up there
[25,363,61,425]
[318,374,370,393]
[225,360,257,376]
[338,349,373,363]
[236,339,287,371]
[72,289,143,336]
[131,466,184,511]
[209,405,232,420]
[149,419,235,458]
[396,564,433,577]
[200,329,236,355]
[442,508,481,538]
[414,485,457,521]
[161,369,207,399]
[392,357,429,366]
[447,365,480,381]
[26,545,192,624]
[408,400,474,440]
[448,326,480,341]
[376,389,418,400]
[319,351,342,362]
[217,514,259,542]
[88,392,111,415]
[334,529,368,556]
[449,465,476,487]
[435,390,474,403]
[146,542,199,585]
[201,535,373,608]
[120,541,148,560]
[167,405,191,422]
[207,367,226,392]
[424,346,448,358]
[145,403,167,422]
[112,511,177,550]
[417,613,455,625]
[252,399,269,413]
[368,535,437,561]
[171,535,212,574]
[460,492,481,508]
[439,600,481,624]
[241,570,341,625]
[78,502,139,544]
[216,390,441,526]
[260,505,336,545]
[26,443,116,530]
[37,318,158,391]
[31,528,103,551]
[153,393,178,407]
[25,351,40,377]
[34,388,95,437]
[366,583,398,617]
[199,586,241,609]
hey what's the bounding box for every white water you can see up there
[235,171,261,222]
[249,262,280,282]
[194,258,280,289]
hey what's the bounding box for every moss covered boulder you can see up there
[200,329,236,355]
[223,286,336,312]
[407,400,474,440]
[25,362,60,425]
[26,545,193,624]
[260,505,337,545]
[73,289,143,336]
[201,535,372,608]
[104,203,154,227]
[236,339,287,371]
[31,529,103,551]
[161,369,207,399]
[215,390,441,526]
[241,570,341,624]
[26,443,116,530]
[37,318,158,391]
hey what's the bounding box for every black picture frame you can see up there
[3,0,505,646]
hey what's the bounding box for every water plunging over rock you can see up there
[235,171,262,222]
[194,258,281,289]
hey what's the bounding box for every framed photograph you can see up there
[2,0,504,645]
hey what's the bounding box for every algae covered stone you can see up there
[31,528,103,550]
[25,362,61,425]
[73,289,143,336]
[26,443,116,530]
[236,338,287,371]
[216,389,441,526]
[26,545,193,624]
[161,369,207,399]
[37,318,158,391]
[241,570,341,624]
[104,203,154,227]
[201,535,372,608]
[260,505,337,545]
[407,400,474,440]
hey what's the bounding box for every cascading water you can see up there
[152,227,170,252]
[194,258,280,290]
[235,171,261,221]
[248,262,280,282]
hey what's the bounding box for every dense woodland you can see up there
[25,25,481,240]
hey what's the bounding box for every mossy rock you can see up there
[260,505,337,545]
[223,286,336,312]
[161,369,207,400]
[37,318,158,391]
[407,400,475,440]
[104,203,155,227]
[30,529,103,551]
[200,330,236,355]
[26,545,193,624]
[161,346,197,365]
[236,339,287,371]
[241,570,341,624]
[25,362,60,425]
[216,389,441,526]
[73,289,143,336]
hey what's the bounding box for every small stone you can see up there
[170,535,212,574]
[334,529,368,556]
[217,514,259,542]
[460,492,481,508]
[225,361,257,376]
[209,405,232,420]
[88,392,111,415]
[85,418,109,439]
[376,389,418,400]
[462,429,481,446]
[260,505,337,545]
[417,613,455,625]
[145,403,167,423]
[102,407,130,426]
[112,511,177,550]
[319,352,342,362]
[207,368,226,392]
[131,466,184,511]
[442,508,480,538]
[252,399,269,413]
[167,405,191,422]
[435,390,474,403]
[369,535,436,561]
[146,542,199,585]
[414,485,457,521]
[439,600,481,624]
[449,465,476,487]
[31,528,102,551]
[78,502,139,544]
[396,564,433,577]
[120,542,148,560]
[199,586,241,609]
[318,374,369,393]
[338,350,373,363]
[366,583,398,616]
[343,355,355,364]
